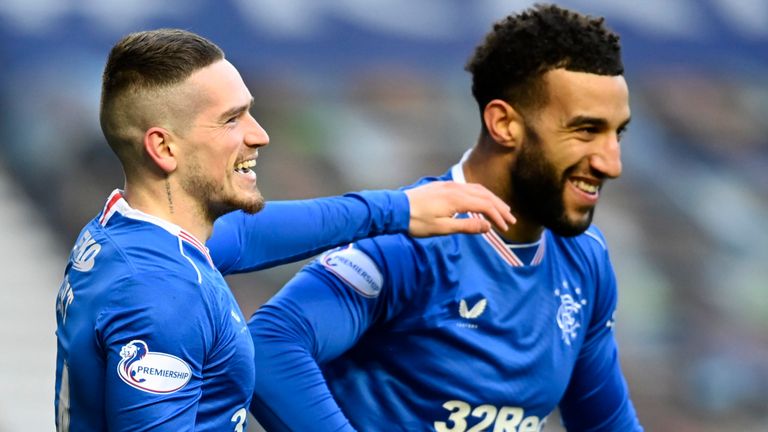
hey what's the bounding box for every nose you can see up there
[590,134,622,179]
[244,113,269,147]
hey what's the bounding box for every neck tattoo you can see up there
[165,180,174,214]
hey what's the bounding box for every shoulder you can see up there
[308,232,457,298]
[65,221,135,296]
[68,221,207,297]
[553,225,610,261]
[104,271,210,312]
[549,225,615,293]
[580,225,608,251]
[95,271,216,341]
[310,234,417,288]
[398,171,453,191]
[96,217,210,280]
[352,231,457,271]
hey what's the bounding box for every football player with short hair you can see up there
[54,28,514,432]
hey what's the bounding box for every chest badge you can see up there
[554,281,588,346]
[459,298,487,319]
[456,297,488,329]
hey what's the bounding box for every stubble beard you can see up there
[510,124,594,237]
[182,157,265,224]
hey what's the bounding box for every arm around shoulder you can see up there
[209,190,409,275]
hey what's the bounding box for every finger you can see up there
[464,184,515,225]
[451,193,510,231]
[475,203,508,232]
[447,183,515,227]
[435,216,491,235]
[478,194,514,230]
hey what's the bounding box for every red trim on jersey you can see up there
[179,230,214,267]
[469,212,547,267]
[469,212,524,266]
[99,191,123,226]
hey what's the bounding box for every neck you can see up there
[462,144,544,243]
[122,179,212,242]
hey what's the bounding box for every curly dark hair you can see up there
[466,4,623,117]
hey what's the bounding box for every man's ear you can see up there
[482,99,525,150]
[143,127,178,173]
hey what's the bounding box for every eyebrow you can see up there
[218,97,255,123]
[565,115,632,131]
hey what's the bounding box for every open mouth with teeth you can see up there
[234,159,256,174]
[570,179,599,195]
[567,177,602,207]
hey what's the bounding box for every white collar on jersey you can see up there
[98,189,213,267]
[450,151,546,267]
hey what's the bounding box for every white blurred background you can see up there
[1,0,766,430]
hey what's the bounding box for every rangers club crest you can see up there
[554,281,588,346]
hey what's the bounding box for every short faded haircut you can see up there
[99,28,224,171]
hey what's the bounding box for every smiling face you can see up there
[511,69,630,236]
[175,59,269,222]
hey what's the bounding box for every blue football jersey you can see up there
[55,190,253,431]
[249,163,643,431]
[55,188,410,431]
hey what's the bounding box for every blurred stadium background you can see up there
[1,0,766,430]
